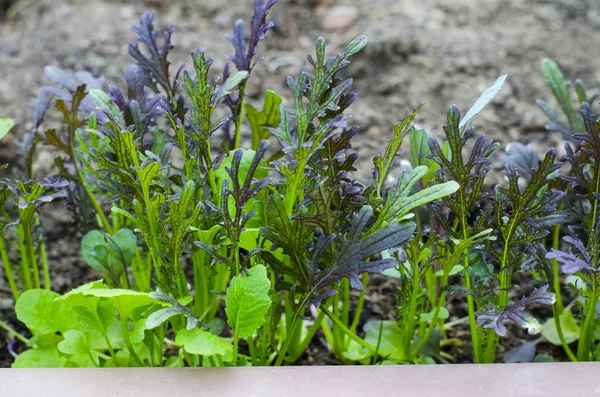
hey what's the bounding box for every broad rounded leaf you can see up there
[542,310,580,345]
[58,330,90,356]
[176,328,232,357]
[15,290,77,334]
[226,265,271,338]
[78,288,154,320]
[12,346,63,368]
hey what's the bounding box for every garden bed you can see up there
[0,0,599,369]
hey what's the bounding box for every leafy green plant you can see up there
[1,0,599,368]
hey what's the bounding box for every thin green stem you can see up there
[22,223,40,289]
[289,309,326,363]
[120,317,145,367]
[577,276,598,361]
[348,273,368,338]
[458,204,481,363]
[412,273,449,358]
[233,83,247,150]
[17,225,33,290]
[39,239,50,290]
[552,303,577,362]
[403,262,422,356]
[0,319,29,344]
[320,306,377,353]
[0,234,19,300]
[232,329,240,366]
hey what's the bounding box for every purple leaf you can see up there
[477,285,556,336]
[129,12,176,97]
[546,232,595,274]
[503,142,539,181]
[226,0,278,72]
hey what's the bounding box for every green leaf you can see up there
[542,310,580,345]
[342,339,372,362]
[245,90,282,150]
[226,264,271,339]
[373,106,422,194]
[373,166,459,229]
[76,288,154,320]
[81,229,136,278]
[541,59,583,133]
[15,290,78,334]
[460,74,507,130]
[213,71,249,105]
[57,330,91,356]
[0,118,15,141]
[12,346,63,368]
[419,307,450,322]
[176,328,233,357]
[364,320,406,362]
[90,89,125,125]
[145,307,181,330]
[435,264,464,277]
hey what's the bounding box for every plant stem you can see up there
[284,157,308,216]
[412,273,449,358]
[0,234,19,300]
[577,275,598,361]
[0,319,29,344]
[120,317,145,367]
[232,329,240,366]
[233,82,247,150]
[458,203,481,363]
[289,309,326,363]
[348,273,368,338]
[320,306,377,354]
[403,261,422,356]
[17,224,33,290]
[39,238,50,290]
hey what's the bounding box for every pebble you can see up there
[322,5,360,34]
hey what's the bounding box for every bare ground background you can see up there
[0,0,598,366]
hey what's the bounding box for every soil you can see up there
[0,0,598,367]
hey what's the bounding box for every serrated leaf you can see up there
[245,90,282,150]
[541,58,584,133]
[477,285,556,336]
[226,264,271,338]
[459,74,507,130]
[90,89,124,125]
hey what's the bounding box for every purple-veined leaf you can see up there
[476,285,556,336]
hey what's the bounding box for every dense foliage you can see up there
[0,0,599,367]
